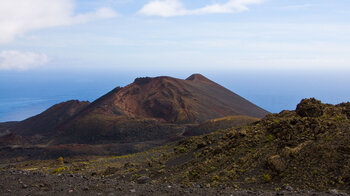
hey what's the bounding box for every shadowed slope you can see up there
[0,132,23,146]
[0,122,17,136]
[9,100,90,137]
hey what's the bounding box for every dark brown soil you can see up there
[0,170,346,196]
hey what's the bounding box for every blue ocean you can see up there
[1,70,349,122]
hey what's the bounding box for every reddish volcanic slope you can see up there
[93,73,269,123]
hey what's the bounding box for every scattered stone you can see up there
[124,162,134,168]
[137,176,151,184]
[247,190,256,194]
[130,189,136,193]
[197,142,207,148]
[329,189,339,195]
[267,155,286,172]
[239,129,247,136]
[106,188,115,192]
[22,184,28,189]
[283,185,294,191]
[103,166,119,176]
[91,172,97,176]
[281,141,312,158]
[68,189,73,193]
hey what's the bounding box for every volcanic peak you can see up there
[186,73,214,84]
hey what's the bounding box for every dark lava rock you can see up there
[134,77,152,85]
[104,167,119,175]
[296,98,324,117]
[329,189,339,195]
[338,102,350,119]
[267,155,286,172]
[283,185,294,191]
[137,176,151,184]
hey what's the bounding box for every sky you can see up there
[0,0,350,121]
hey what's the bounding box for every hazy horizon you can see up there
[1,70,349,122]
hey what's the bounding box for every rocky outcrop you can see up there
[296,98,324,117]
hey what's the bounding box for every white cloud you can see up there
[280,4,313,10]
[0,50,49,70]
[138,0,263,17]
[0,0,118,44]
[73,7,119,23]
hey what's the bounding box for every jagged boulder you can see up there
[281,141,312,158]
[267,155,286,172]
[137,176,151,184]
[338,102,350,119]
[296,98,324,117]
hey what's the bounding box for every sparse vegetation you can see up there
[267,134,274,142]
[211,175,219,182]
[52,167,65,174]
[263,174,271,182]
[58,156,64,165]
[174,146,187,153]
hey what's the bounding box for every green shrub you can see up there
[175,147,188,153]
[263,174,271,182]
[211,175,219,181]
[58,156,64,165]
[273,119,280,123]
[243,126,250,131]
[334,115,343,122]
[267,134,275,141]
[52,167,65,174]
[325,135,330,141]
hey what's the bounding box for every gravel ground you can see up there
[0,170,349,196]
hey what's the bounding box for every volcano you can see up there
[71,73,267,122]
[1,74,269,147]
